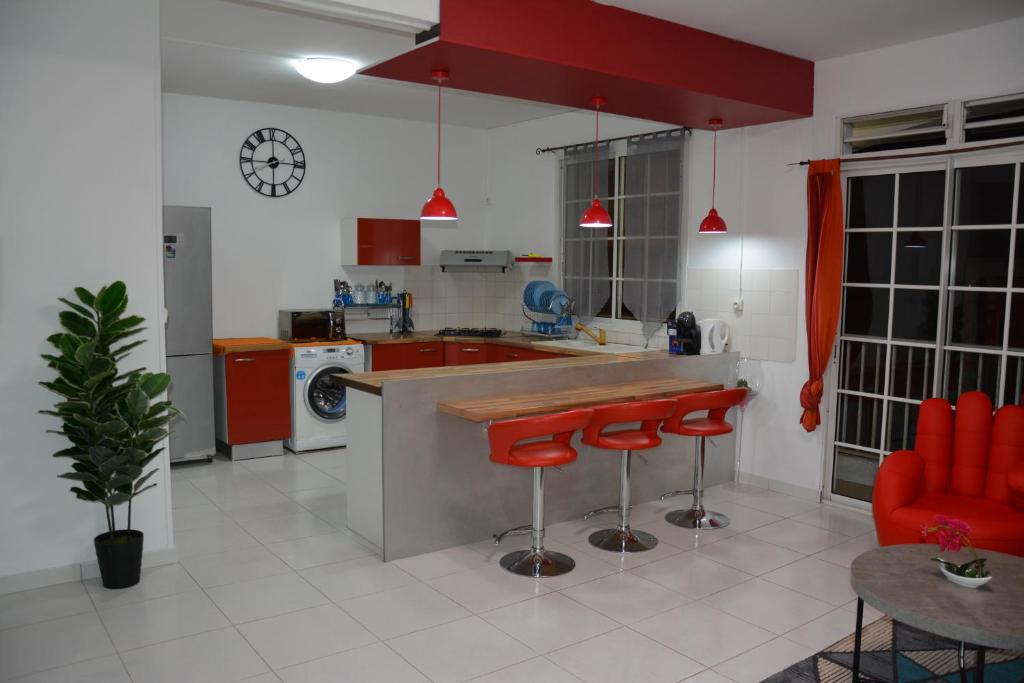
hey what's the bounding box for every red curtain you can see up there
[800,159,844,432]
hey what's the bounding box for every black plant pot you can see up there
[94,530,143,589]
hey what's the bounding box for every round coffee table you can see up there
[850,544,1024,682]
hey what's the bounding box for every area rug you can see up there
[761,616,1024,682]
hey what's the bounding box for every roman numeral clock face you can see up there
[239,128,305,197]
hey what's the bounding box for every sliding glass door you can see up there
[826,155,1023,506]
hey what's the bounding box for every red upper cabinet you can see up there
[341,217,420,266]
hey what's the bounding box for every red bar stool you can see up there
[488,408,594,577]
[661,388,748,529]
[581,398,679,552]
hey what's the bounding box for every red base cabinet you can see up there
[371,342,443,370]
[212,344,291,445]
[445,342,486,365]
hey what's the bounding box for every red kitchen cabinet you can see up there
[403,341,444,368]
[214,346,291,444]
[487,344,527,363]
[370,344,405,371]
[340,218,420,266]
[444,342,486,366]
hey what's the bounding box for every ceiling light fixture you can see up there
[699,118,727,235]
[421,69,458,221]
[580,96,612,229]
[294,57,358,84]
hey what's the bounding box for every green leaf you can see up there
[58,471,98,483]
[97,419,128,435]
[133,483,157,498]
[108,474,134,489]
[70,486,101,502]
[59,334,82,357]
[59,311,95,337]
[105,491,131,506]
[133,469,157,491]
[140,373,171,398]
[111,340,146,359]
[74,287,96,307]
[88,446,116,465]
[98,456,128,475]
[58,298,95,320]
[95,281,127,316]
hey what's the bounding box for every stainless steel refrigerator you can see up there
[163,206,216,463]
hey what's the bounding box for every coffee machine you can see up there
[674,312,701,355]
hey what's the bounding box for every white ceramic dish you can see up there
[938,563,992,589]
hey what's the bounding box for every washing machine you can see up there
[286,341,364,452]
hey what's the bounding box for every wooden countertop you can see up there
[212,337,291,354]
[437,377,723,422]
[347,331,612,356]
[334,350,666,395]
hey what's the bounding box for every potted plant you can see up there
[922,515,992,588]
[40,281,177,589]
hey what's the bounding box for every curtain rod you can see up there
[787,138,1024,166]
[536,126,690,155]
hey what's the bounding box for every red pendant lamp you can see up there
[421,69,457,221]
[580,96,612,229]
[699,118,727,234]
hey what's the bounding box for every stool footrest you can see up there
[493,525,533,545]
[659,489,694,500]
[584,504,630,520]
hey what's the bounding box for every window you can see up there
[842,105,948,155]
[828,158,1024,505]
[561,133,684,327]
[963,93,1024,143]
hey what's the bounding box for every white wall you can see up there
[162,93,489,338]
[0,0,170,586]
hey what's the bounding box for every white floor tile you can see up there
[340,583,470,639]
[240,674,283,683]
[702,578,834,635]
[387,616,534,683]
[173,521,259,559]
[744,519,848,555]
[195,481,291,510]
[267,531,374,570]
[470,657,579,683]
[841,598,885,622]
[561,571,690,624]
[631,551,754,600]
[481,593,617,654]
[713,637,814,683]
[633,514,740,550]
[295,449,347,472]
[727,490,820,518]
[171,502,233,531]
[569,537,685,571]
[394,544,490,580]
[86,563,199,608]
[427,563,553,613]
[238,511,336,544]
[287,485,347,513]
[181,545,293,588]
[543,516,615,545]
[170,480,210,508]
[4,654,130,683]
[237,604,376,669]
[0,612,114,680]
[0,581,93,631]
[223,500,308,524]
[310,506,348,529]
[98,590,229,651]
[120,626,268,683]
[206,573,327,624]
[693,535,804,575]
[791,505,875,537]
[547,627,704,683]
[276,642,428,683]
[299,556,416,603]
[688,500,783,532]
[632,602,774,667]
[681,670,735,683]
[812,533,879,568]
[784,608,859,651]
[761,556,855,606]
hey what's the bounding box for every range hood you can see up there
[439,250,513,273]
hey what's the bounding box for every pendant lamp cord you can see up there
[436,80,442,187]
[711,127,717,209]
[592,105,599,199]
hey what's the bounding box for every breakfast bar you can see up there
[335,349,737,560]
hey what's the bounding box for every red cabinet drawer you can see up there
[223,349,291,444]
[487,344,527,363]
[357,218,420,266]
[404,341,444,368]
[445,342,487,366]
[370,344,405,371]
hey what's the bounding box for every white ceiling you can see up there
[599,0,1024,61]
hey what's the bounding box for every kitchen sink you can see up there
[534,339,642,354]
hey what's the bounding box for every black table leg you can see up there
[891,619,899,683]
[959,642,967,683]
[852,598,864,681]
[976,646,985,683]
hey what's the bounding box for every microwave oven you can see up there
[278,309,346,342]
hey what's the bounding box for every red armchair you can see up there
[873,391,1024,557]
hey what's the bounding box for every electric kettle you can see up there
[699,318,730,355]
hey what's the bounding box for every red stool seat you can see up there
[675,418,734,437]
[502,441,577,468]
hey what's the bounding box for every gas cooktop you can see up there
[436,327,504,337]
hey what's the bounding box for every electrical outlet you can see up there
[732,298,744,313]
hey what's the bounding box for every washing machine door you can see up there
[304,365,347,422]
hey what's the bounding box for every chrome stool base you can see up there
[499,549,575,577]
[588,527,658,553]
[665,508,730,529]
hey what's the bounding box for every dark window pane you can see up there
[944,350,1000,405]
[886,401,920,452]
[955,164,1014,225]
[618,280,639,320]
[620,197,646,238]
[845,232,892,284]
[1010,294,1024,352]
[1006,356,1024,406]
[1015,229,1024,287]
[621,154,647,196]
[952,229,1010,287]
[623,239,644,280]
[647,238,679,282]
[563,239,588,277]
[892,289,938,342]
[898,171,945,227]
[832,446,878,502]
[889,345,934,400]
[647,194,680,237]
[843,287,889,337]
[648,149,680,193]
[838,394,883,450]
[948,291,1006,348]
[965,120,1024,143]
[895,231,942,285]
[840,340,886,394]
[848,175,895,228]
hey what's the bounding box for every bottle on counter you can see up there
[667,317,681,355]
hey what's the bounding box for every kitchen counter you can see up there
[347,330,616,357]
[211,336,291,354]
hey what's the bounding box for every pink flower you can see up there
[936,529,963,553]
[924,515,973,554]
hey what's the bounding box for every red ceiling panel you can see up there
[361,0,814,129]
